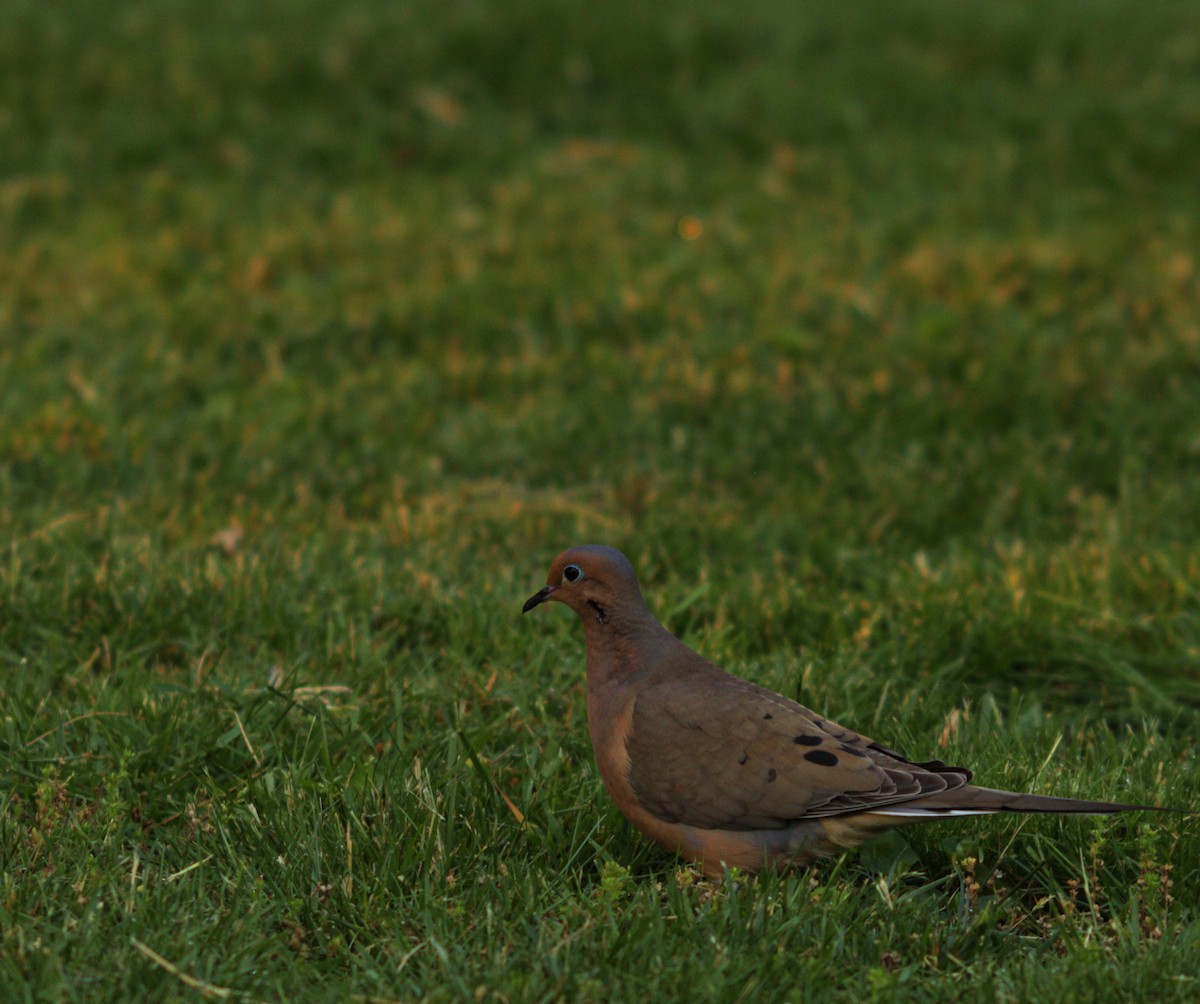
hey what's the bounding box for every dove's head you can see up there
[522,545,643,621]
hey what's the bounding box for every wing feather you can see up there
[626,673,972,830]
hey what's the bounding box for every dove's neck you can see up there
[582,602,695,688]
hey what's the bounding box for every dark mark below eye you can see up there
[738,752,748,765]
[803,750,838,767]
[762,713,773,720]
[766,768,777,782]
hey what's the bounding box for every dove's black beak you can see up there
[522,585,556,613]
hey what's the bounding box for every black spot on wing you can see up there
[794,735,822,746]
[803,750,839,767]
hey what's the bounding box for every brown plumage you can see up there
[522,545,1181,877]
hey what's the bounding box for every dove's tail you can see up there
[871,785,1184,819]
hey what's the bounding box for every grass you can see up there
[2,0,1200,999]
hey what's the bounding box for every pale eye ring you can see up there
[562,563,584,583]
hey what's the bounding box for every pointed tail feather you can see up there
[873,785,1188,818]
[982,790,1171,814]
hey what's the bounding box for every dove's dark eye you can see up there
[562,564,584,583]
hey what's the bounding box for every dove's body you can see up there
[524,545,1172,877]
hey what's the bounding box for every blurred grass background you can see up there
[2,0,1199,1000]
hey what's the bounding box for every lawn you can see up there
[2,0,1199,1000]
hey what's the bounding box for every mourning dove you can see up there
[523,545,1177,877]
